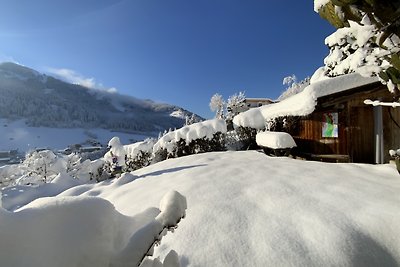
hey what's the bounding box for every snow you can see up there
[324,21,382,78]
[154,119,227,153]
[104,137,156,168]
[319,13,400,92]
[1,151,400,266]
[0,119,151,152]
[157,190,187,227]
[2,172,83,211]
[124,138,156,159]
[256,131,297,149]
[1,190,186,267]
[170,110,186,119]
[233,71,378,130]
[314,0,330,12]
[364,99,400,108]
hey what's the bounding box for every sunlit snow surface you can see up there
[1,151,399,266]
[0,119,151,152]
[256,131,297,149]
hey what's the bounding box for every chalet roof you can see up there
[245,98,275,103]
[233,71,379,130]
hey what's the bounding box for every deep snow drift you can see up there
[1,151,399,266]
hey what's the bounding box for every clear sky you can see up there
[0,0,335,119]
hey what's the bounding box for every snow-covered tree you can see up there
[26,151,57,182]
[282,75,297,87]
[226,91,246,120]
[185,113,198,125]
[209,93,225,119]
[315,0,400,92]
[278,75,310,101]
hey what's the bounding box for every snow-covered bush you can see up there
[104,137,126,177]
[0,164,23,187]
[0,149,108,186]
[153,119,227,159]
[19,150,62,184]
[231,126,257,150]
[74,158,107,182]
[103,137,157,175]
[124,138,156,172]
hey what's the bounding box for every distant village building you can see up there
[79,146,103,153]
[244,98,275,109]
[226,98,275,131]
[0,150,20,165]
[227,98,275,115]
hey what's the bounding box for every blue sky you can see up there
[0,0,334,118]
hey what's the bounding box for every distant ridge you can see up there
[0,62,203,133]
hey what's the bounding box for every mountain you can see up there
[0,62,202,133]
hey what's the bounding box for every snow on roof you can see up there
[153,119,227,153]
[256,131,297,149]
[233,70,379,130]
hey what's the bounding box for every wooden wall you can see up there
[383,106,400,162]
[289,83,400,163]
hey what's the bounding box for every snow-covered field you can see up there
[0,119,151,152]
[1,151,400,266]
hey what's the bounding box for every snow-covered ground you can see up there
[0,119,152,152]
[1,151,400,266]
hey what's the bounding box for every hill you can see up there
[0,62,202,133]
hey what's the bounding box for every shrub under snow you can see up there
[153,119,227,159]
[104,137,156,175]
[0,150,106,186]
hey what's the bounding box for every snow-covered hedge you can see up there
[1,121,228,188]
[153,119,227,160]
[124,138,155,171]
[104,137,156,175]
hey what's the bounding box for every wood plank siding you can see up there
[289,82,400,163]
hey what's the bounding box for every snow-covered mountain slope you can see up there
[0,62,202,133]
[2,151,399,266]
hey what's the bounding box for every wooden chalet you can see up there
[289,81,400,164]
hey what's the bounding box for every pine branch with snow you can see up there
[315,0,400,92]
